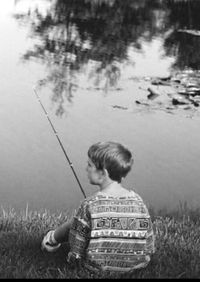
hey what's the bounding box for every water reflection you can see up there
[13,0,200,116]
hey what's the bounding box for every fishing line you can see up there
[33,88,86,198]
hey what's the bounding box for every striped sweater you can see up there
[68,190,155,273]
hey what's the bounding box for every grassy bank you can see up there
[0,204,200,279]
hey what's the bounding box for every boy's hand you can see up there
[41,230,61,252]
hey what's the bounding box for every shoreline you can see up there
[0,204,200,278]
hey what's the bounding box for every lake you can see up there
[1,0,200,213]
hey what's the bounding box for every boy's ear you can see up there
[103,168,109,177]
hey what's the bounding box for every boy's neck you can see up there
[100,180,121,193]
[99,178,131,196]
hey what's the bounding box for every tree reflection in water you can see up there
[13,0,200,116]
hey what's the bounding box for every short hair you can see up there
[88,141,134,183]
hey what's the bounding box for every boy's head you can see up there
[87,141,134,183]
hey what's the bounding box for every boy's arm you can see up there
[54,219,72,243]
[41,219,72,252]
[146,218,155,254]
[67,201,91,262]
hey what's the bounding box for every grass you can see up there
[0,202,200,279]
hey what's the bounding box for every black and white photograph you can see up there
[0,0,200,279]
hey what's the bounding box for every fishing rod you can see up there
[33,87,86,198]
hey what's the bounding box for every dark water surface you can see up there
[1,0,200,213]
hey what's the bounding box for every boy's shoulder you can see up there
[77,192,100,207]
[83,190,146,205]
[130,190,146,203]
[83,192,103,204]
[78,190,151,217]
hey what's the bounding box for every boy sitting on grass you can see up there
[41,141,155,276]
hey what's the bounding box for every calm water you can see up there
[1,0,200,213]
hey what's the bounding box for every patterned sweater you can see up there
[68,190,155,273]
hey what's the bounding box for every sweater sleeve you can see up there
[146,217,155,255]
[67,200,91,263]
[137,194,155,255]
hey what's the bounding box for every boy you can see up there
[41,141,155,275]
